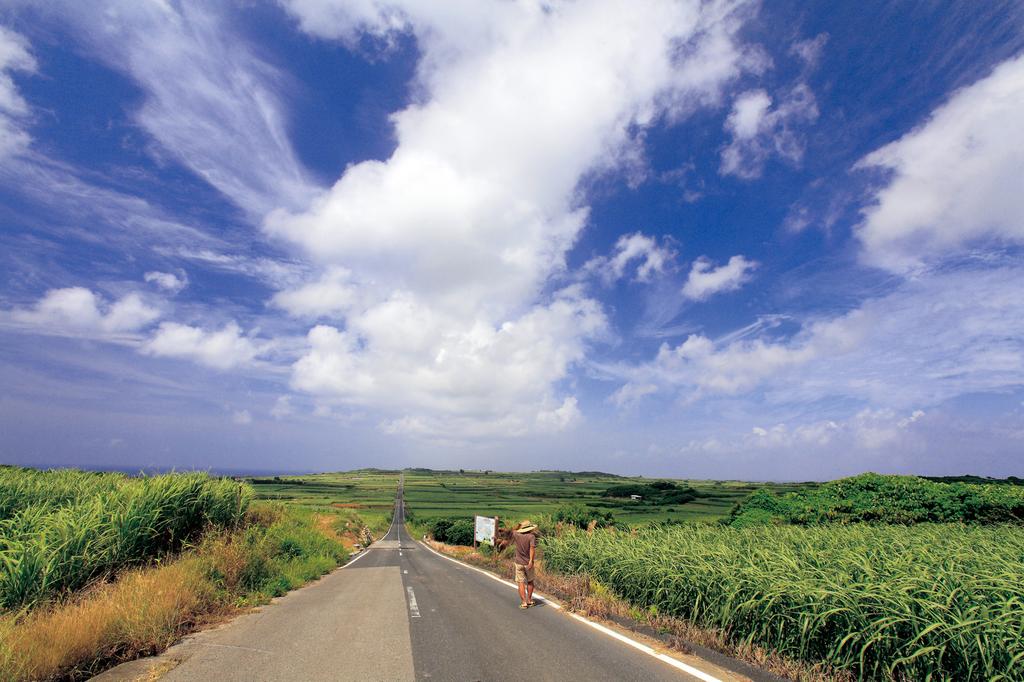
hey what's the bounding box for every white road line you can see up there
[418,541,560,609]
[403,569,408,574]
[340,547,372,568]
[416,540,722,682]
[564,612,722,682]
[406,586,421,618]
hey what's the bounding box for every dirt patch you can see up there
[313,514,362,552]
[330,503,365,509]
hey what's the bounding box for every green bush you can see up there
[428,517,475,545]
[601,481,698,506]
[730,473,1024,526]
[554,503,614,528]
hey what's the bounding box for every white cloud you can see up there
[33,0,317,217]
[158,247,309,290]
[608,382,658,409]
[586,232,674,285]
[8,287,160,337]
[689,408,926,455]
[720,84,818,179]
[609,265,1024,409]
[143,321,265,370]
[271,267,357,319]
[0,25,36,160]
[270,395,293,419]
[269,0,759,438]
[681,255,757,300]
[856,54,1024,273]
[789,33,828,67]
[291,287,606,438]
[535,396,582,432]
[727,89,771,139]
[232,409,252,425]
[144,271,188,295]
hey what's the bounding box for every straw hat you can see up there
[516,519,538,533]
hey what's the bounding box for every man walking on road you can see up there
[513,520,538,609]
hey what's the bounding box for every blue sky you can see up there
[1,1,1022,479]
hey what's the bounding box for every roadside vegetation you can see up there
[545,522,1024,680]
[0,467,386,681]
[0,467,248,608]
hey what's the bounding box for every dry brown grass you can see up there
[0,558,219,681]
[0,503,353,681]
[424,539,850,682]
[313,513,368,553]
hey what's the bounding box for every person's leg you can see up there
[518,580,528,606]
[526,580,534,604]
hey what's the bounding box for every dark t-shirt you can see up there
[513,532,536,566]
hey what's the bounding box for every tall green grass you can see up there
[0,467,128,519]
[544,523,1024,680]
[0,468,250,609]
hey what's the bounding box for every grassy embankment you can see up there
[0,467,395,681]
[543,474,1024,681]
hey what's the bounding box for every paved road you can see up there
[96,478,737,681]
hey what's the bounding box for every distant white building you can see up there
[630,494,642,500]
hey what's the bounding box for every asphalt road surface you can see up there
[95,478,738,682]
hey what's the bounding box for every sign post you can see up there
[474,515,496,548]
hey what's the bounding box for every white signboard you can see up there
[474,515,496,545]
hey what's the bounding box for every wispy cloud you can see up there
[585,232,675,285]
[856,53,1024,273]
[720,84,819,179]
[28,0,319,218]
[0,25,34,160]
[609,265,1024,410]
[144,271,188,295]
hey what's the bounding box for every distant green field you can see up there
[246,469,399,535]
[399,470,815,527]
[245,468,815,530]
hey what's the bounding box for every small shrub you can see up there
[428,517,474,545]
[555,503,614,529]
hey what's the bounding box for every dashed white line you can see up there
[406,586,421,618]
